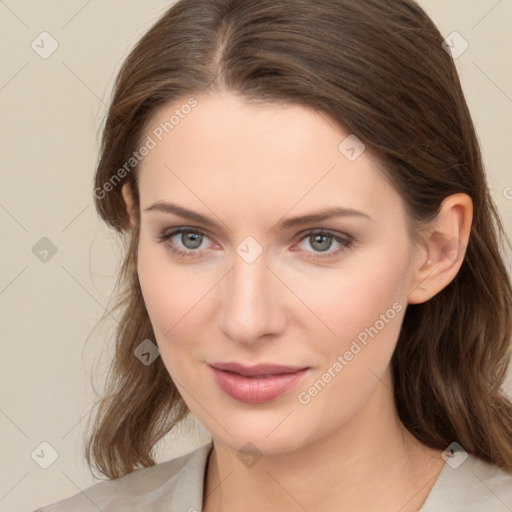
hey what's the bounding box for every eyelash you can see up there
[156,227,354,261]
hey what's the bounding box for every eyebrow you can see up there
[144,201,373,232]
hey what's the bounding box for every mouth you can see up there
[208,362,310,403]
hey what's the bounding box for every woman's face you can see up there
[130,91,422,454]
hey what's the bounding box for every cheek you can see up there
[136,237,217,370]
[136,234,211,325]
[292,245,410,425]
[291,245,410,352]
[137,241,182,333]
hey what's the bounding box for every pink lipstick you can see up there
[208,362,309,403]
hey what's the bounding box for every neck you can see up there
[203,369,445,512]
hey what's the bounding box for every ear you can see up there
[407,193,473,304]
[121,182,139,230]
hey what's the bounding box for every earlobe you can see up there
[407,193,473,305]
[121,183,138,229]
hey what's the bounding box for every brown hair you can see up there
[85,0,512,479]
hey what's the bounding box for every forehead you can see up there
[136,92,402,227]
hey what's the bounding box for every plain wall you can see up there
[0,1,511,510]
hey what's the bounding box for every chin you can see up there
[197,408,313,455]
[217,431,305,455]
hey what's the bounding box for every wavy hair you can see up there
[84,0,512,479]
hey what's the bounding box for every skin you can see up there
[122,91,473,511]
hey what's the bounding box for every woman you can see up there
[34,0,512,510]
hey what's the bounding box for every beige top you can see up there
[33,442,512,511]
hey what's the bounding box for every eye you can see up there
[157,227,354,261]
[294,230,353,259]
[157,227,214,258]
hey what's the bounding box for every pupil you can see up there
[311,234,332,252]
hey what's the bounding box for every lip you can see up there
[208,362,310,404]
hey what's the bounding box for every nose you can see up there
[217,251,287,345]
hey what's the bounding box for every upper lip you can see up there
[209,362,308,377]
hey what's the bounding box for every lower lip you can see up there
[209,366,309,404]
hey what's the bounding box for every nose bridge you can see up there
[218,250,284,343]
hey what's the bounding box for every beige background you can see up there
[1,1,511,510]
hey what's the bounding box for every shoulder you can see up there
[31,442,213,512]
[420,453,512,511]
